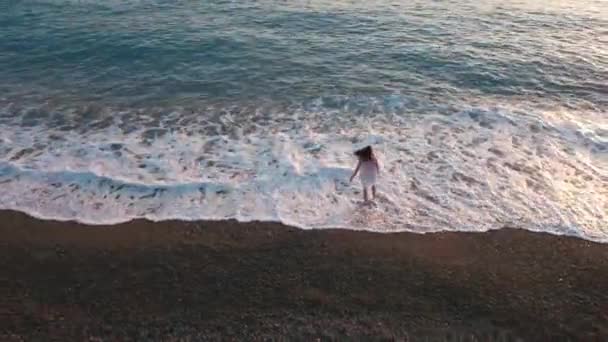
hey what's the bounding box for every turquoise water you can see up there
[0,0,607,240]
[2,0,606,104]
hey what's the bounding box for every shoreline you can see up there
[1,209,607,340]
[5,207,606,244]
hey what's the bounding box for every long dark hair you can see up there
[354,145,374,162]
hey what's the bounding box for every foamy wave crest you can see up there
[0,161,356,226]
[0,97,606,241]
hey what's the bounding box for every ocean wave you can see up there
[0,98,606,242]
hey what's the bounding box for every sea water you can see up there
[0,0,606,241]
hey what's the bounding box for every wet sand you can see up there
[1,209,607,340]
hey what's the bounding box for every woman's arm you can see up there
[349,161,361,182]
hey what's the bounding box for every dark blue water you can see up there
[2,0,606,105]
[0,0,606,241]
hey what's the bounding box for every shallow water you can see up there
[0,0,606,241]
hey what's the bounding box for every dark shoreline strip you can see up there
[1,209,607,340]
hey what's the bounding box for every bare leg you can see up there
[363,188,369,202]
[371,185,377,199]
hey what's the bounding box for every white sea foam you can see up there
[0,97,606,242]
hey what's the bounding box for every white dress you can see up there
[359,160,378,188]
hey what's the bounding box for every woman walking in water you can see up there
[349,145,380,202]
